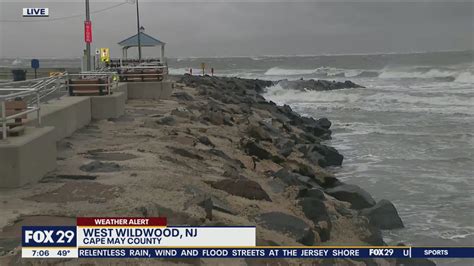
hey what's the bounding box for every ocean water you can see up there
[171,51,474,265]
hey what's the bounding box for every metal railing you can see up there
[0,74,67,140]
[0,71,125,139]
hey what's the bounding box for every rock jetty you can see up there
[0,74,433,265]
[277,78,365,91]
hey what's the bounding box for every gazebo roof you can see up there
[118,32,165,48]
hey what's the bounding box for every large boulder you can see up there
[325,184,376,209]
[299,144,344,167]
[310,144,344,167]
[202,110,225,125]
[197,136,215,147]
[316,118,332,129]
[274,138,295,158]
[298,198,329,223]
[172,91,194,101]
[257,212,315,245]
[297,187,326,201]
[208,177,271,201]
[360,199,404,229]
[305,150,326,167]
[298,198,331,242]
[272,168,322,188]
[305,124,330,138]
[247,123,272,142]
[207,149,245,169]
[277,104,302,124]
[197,196,237,220]
[241,139,272,160]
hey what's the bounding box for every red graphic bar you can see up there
[77,217,167,226]
[84,21,92,43]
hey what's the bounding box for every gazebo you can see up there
[118,32,166,63]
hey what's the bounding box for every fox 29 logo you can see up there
[22,226,77,247]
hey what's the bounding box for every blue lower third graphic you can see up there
[77,247,474,258]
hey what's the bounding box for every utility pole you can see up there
[136,0,142,61]
[85,0,91,71]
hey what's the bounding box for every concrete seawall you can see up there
[26,96,91,141]
[0,127,56,188]
[126,81,173,100]
[91,92,126,120]
[0,80,173,188]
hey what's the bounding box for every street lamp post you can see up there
[136,0,142,61]
[85,0,91,70]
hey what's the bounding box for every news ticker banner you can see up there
[21,217,473,259]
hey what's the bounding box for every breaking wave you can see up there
[454,72,474,83]
[263,66,473,83]
[264,67,322,76]
[264,66,375,78]
[168,67,190,75]
[378,68,473,82]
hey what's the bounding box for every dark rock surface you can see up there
[80,161,121,173]
[298,198,331,242]
[274,138,295,157]
[299,143,344,167]
[272,168,322,188]
[316,118,332,129]
[361,199,404,229]
[247,123,272,142]
[325,184,376,209]
[143,116,177,128]
[85,152,138,161]
[278,79,364,91]
[172,91,194,101]
[297,187,326,200]
[157,116,177,126]
[168,147,204,160]
[207,149,245,169]
[197,198,213,220]
[171,107,194,119]
[241,139,272,160]
[208,178,271,201]
[257,212,315,245]
[310,144,344,167]
[197,136,214,147]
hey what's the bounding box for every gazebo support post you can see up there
[122,47,128,60]
[161,44,165,64]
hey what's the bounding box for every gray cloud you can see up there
[0,0,472,58]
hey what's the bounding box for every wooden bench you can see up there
[0,99,27,138]
[119,69,164,82]
[68,79,109,96]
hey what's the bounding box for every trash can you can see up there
[12,69,27,81]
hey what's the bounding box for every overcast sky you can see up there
[0,0,473,58]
